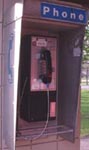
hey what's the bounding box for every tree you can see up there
[82,24,89,85]
[83,23,89,63]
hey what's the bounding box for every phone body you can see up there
[30,36,57,92]
[38,47,52,84]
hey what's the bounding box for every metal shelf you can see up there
[16,124,73,140]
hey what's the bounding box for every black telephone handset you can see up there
[38,48,52,84]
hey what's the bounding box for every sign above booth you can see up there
[41,2,87,25]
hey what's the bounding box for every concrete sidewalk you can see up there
[81,85,89,90]
[80,137,89,150]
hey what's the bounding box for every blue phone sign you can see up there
[41,2,87,25]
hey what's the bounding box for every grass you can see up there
[81,119,89,137]
[81,90,89,137]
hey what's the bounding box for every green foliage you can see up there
[83,24,89,62]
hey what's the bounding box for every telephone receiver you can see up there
[38,47,52,84]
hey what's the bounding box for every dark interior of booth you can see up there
[16,20,84,141]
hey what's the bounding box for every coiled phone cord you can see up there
[32,84,50,140]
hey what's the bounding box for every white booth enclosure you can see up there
[2,0,24,149]
[2,0,88,150]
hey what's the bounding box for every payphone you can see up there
[16,0,87,143]
[19,35,57,122]
[30,36,57,91]
[2,0,88,149]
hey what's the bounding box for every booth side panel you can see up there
[0,0,3,149]
[2,0,23,150]
[4,0,24,26]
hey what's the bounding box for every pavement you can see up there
[81,137,89,150]
[81,85,89,90]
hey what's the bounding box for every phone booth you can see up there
[2,0,88,150]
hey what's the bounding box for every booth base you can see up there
[16,138,80,150]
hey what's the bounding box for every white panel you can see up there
[2,26,8,54]
[0,0,2,22]
[58,139,80,150]
[3,0,23,149]
[3,17,23,150]
[1,55,5,87]
[4,0,23,13]
[32,142,57,150]
[0,24,2,54]
[4,0,14,12]
[4,0,24,25]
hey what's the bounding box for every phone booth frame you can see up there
[2,0,88,150]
